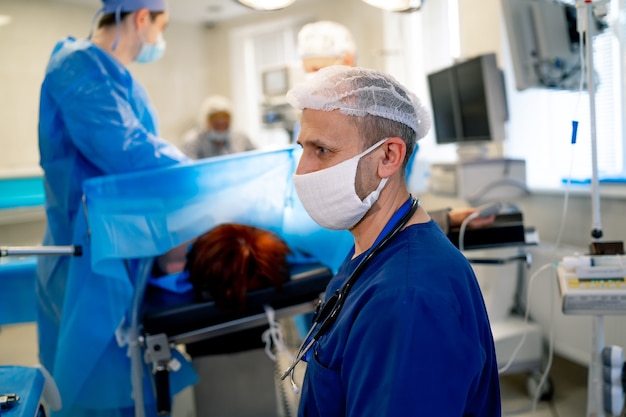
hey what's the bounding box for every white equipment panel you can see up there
[429,159,527,203]
[557,255,626,315]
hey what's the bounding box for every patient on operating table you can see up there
[151,223,292,312]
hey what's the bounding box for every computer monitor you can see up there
[500,0,587,91]
[427,53,508,157]
[261,64,306,99]
[262,66,290,98]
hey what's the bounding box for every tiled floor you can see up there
[499,354,590,417]
[0,322,596,416]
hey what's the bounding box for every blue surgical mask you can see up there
[135,33,166,64]
[208,131,230,142]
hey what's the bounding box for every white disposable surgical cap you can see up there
[297,21,356,58]
[94,0,167,51]
[102,0,167,13]
[198,95,231,124]
[285,65,431,140]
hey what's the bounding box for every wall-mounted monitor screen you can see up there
[500,0,593,91]
[261,64,305,101]
[262,66,290,97]
[427,53,508,148]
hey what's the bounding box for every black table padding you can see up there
[448,211,527,250]
[141,262,333,356]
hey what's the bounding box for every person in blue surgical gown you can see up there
[37,0,197,415]
[283,65,501,416]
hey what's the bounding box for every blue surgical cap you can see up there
[101,0,167,14]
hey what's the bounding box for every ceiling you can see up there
[169,0,259,23]
[52,0,303,24]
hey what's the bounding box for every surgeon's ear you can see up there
[134,8,151,29]
[377,137,406,178]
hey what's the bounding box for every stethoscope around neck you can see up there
[280,196,420,391]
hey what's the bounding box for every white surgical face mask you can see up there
[135,33,166,64]
[293,139,388,230]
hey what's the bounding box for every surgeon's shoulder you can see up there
[402,217,466,261]
[47,37,91,69]
[44,37,110,88]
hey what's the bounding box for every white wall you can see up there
[459,0,503,59]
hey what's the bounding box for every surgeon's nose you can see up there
[295,157,314,176]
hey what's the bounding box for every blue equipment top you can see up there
[0,366,45,417]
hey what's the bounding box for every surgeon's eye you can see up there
[315,146,330,156]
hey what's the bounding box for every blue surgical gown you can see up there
[37,37,195,416]
[298,220,501,417]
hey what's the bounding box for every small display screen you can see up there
[427,54,504,145]
[263,68,288,97]
[577,277,625,283]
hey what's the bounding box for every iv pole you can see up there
[586,0,603,243]
[574,0,626,414]
[580,1,608,415]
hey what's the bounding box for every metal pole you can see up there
[587,315,606,417]
[0,245,81,257]
[581,2,605,415]
[585,0,603,241]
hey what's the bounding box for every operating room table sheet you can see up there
[82,147,352,277]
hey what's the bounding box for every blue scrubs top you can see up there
[37,37,194,416]
[298,220,501,417]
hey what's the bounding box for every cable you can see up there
[263,306,299,417]
[553,0,588,252]
[498,262,557,375]
[554,148,574,250]
[457,201,503,252]
[530,265,556,414]
[262,305,294,363]
[464,178,530,206]
[500,261,558,417]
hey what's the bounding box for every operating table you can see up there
[140,261,332,415]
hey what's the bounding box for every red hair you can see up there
[185,223,291,312]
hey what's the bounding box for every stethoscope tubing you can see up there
[281,196,419,383]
